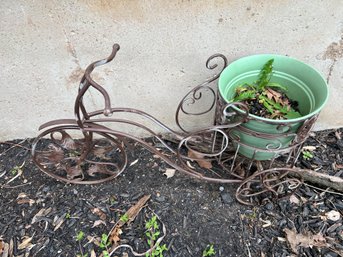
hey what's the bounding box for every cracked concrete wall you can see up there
[0,0,342,140]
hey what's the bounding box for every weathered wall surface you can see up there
[1,0,342,140]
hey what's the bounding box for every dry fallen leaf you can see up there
[325,210,341,221]
[0,239,4,254]
[187,149,212,169]
[302,145,317,151]
[32,208,52,224]
[60,131,76,150]
[110,227,122,245]
[90,249,97,257]
[0,239,9,256]
[92,220,106,228]
[260,218,272,228]
[18,235,34,250]
[163,169,176,178]
[129,159,138,166]
[53,215,65,231]
[266,88,283,104]
[65,165,83,180]
[91,208,107,221]
[186,161,195,169]
[284,228,327,254]
[87,164,114,176]
[289,195,300,205]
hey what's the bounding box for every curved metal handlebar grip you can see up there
[84,44,121,116]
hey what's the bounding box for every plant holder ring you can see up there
[32,44,328,205]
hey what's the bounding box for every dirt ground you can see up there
[0,128,342,257]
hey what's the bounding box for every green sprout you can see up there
[76,231,85,242]
[203,244,216,257]
[120,213,129,223]
[302,150,314,160]
[100,233,111,249]
[145,215,167,257]
[232,59,301,120]
[10,162,25,176]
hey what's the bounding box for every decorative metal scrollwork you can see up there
[32,44,319,205]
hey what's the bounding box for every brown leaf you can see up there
[333,162,343,170]
[284,228,327,254]
[65,165,83,180]
[187,149,212,169]
[53,215,65,231]
[93,146,112,160]
[266,88,282,103]
[91,208,106,221]
[37,144,64,164]
[0,240,9,257]
[87,164,114,177]
[60,131,77,150]
[109,227,122,245]
[31,208,52,224]
[18,236,34,250]
[17,199,35,206]
[92,220,106,228]
[0,239,4,254]
[16,193,35,206]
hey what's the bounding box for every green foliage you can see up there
[233,90,256,102]
[231,59,301,119]
[10,162,25,176]
[145,215,167,257]
[76,254,88,257]
[256,59,274,90]
[302,150,314,160]
[76,231,85,242]
[100,234,110,249]
[120,213,129,223]
[102,250,110,257]
[202,244,216,256]
[65,211,71,219]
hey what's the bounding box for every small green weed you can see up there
[76,231,85,242]
[145,215,167,257]
[203,244,216,256]
[76,254,88,257]
[76,231,86,257]
[10,162,25,176]
[100,233,111,249]
[302,150,314,160]
[120,213,129,223]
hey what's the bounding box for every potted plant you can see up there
[218,54,329,160]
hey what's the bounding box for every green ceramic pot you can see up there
[218,54,329,160]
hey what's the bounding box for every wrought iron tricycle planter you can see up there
[32,44,325,205]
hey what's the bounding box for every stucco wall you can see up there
[1,0,342,140]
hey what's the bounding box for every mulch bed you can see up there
[0,128,342,257]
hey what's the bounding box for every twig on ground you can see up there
[303,183,343,197]
[1,182,32,189]
[101,195,152,257]
[5,161,25,184]
[0,139,31,156]
[290,169,343,193]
